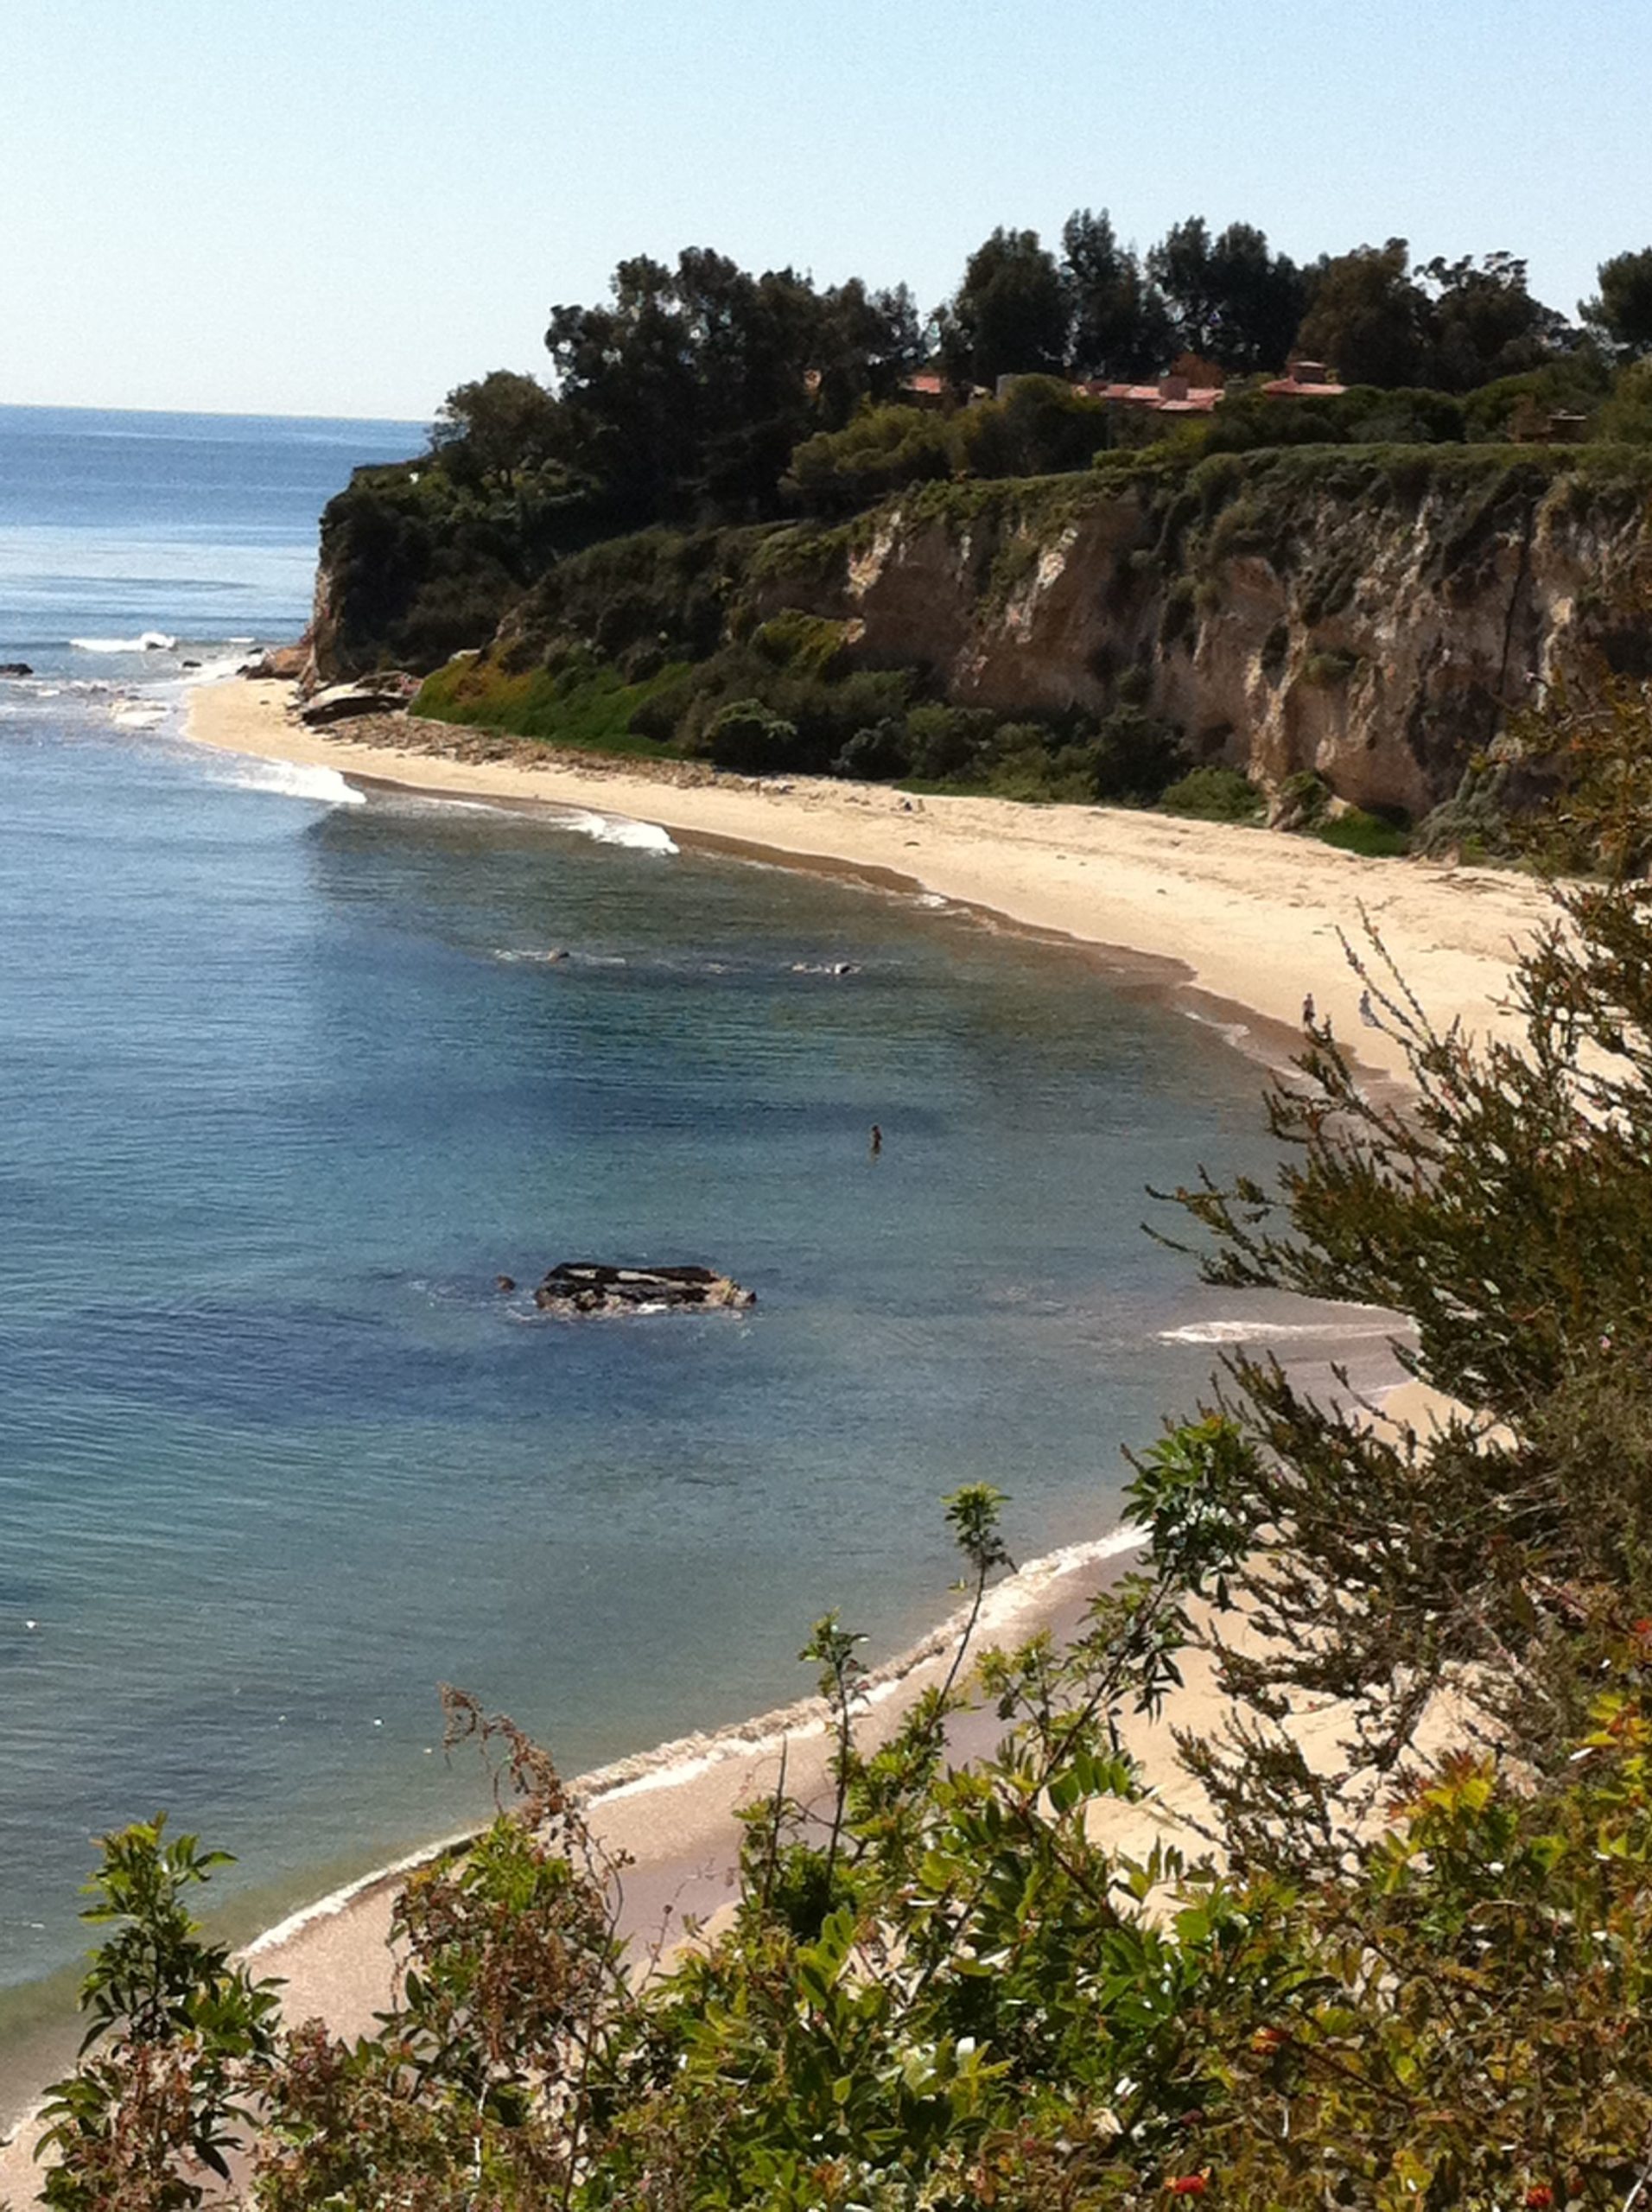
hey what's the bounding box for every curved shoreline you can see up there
[0,677,1522,2182]
[238,1517,1149,1969]
[181,677,1554,1088]
[2,1522,1150,2175]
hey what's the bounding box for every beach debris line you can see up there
[525,1262,756,1315]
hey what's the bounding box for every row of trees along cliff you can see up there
[308,219,1652,857]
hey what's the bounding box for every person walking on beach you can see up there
[869,1123,882,1158]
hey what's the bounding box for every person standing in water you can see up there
[869,1124,883,1158]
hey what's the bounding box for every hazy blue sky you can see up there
[7,0,1650,423]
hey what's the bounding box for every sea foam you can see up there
[1158,1315,1401,1345]
[555,807,678,855]
[183,652,258,685]
[211,758,366,807]
[70,631,177,654]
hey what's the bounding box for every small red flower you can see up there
[1166,2179,1210,2197]
[1524,2190,1554,2209]
[1250,2026,1287,2055]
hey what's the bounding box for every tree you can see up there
[1294,238,1433,386]
[810,277,928,421]
[429,369,563,490]
[1062,207,1171,379]
[1147,217,1306,374]
[1204,221,1307,372]
[1420,251,1569,391]
[940,226,1070,388]
[1597,358,1652,442]
[545,248,924,525]
[1583,246,1652,357]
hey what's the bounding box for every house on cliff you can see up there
[1077,372,1224,416]
[1261,360,1348,397]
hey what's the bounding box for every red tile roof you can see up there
[1087,382,1223,412]
[1261,377,1347,398]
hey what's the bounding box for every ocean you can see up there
[0,404,1375,2116]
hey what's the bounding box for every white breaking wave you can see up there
[211,758,366,808]
[183,652,257,685]
[70,631,176,654]
[1182,1008,1251,1046]
[110,704,168,730]
[1159,1316,1401,1346]
[555,807,678,855]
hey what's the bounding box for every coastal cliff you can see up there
[316,445,1652,821]
[751,451,1652,816]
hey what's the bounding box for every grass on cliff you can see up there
[414,653,690,760]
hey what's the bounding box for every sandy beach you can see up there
[0,676,1539,2191]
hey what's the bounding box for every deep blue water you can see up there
[0,405,1343,2107]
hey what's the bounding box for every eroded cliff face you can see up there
[751,454,1652,813]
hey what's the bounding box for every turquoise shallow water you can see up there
[0,407,1361,2109]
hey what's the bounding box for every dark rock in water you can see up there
[0,662,32,678]
[181,659,201,670]
[495,1274,517,1294]
[532,1262,755,1316]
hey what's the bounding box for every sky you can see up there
[5,0,1652,423]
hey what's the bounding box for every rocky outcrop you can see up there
[0,662,33,678]
[299,674,418,726]
[530,1263,756,1315]
[245,644,309,682]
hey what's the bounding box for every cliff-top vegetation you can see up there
[314,219,1652,674]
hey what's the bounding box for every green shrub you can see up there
[1274,766,1332,828]
[1160,572,1198,646]
[703,698,804,773]
[413,653,687,756]
[786,404,956,514]
[832,719,912,780]
[1301,645,1362,686]
[904,702,1001,782]
[752,608,855,679]
[956,375,1111,480]
[1090,706,1190,803]
[1160,764,1263,820]
[1317,803,1411,855]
